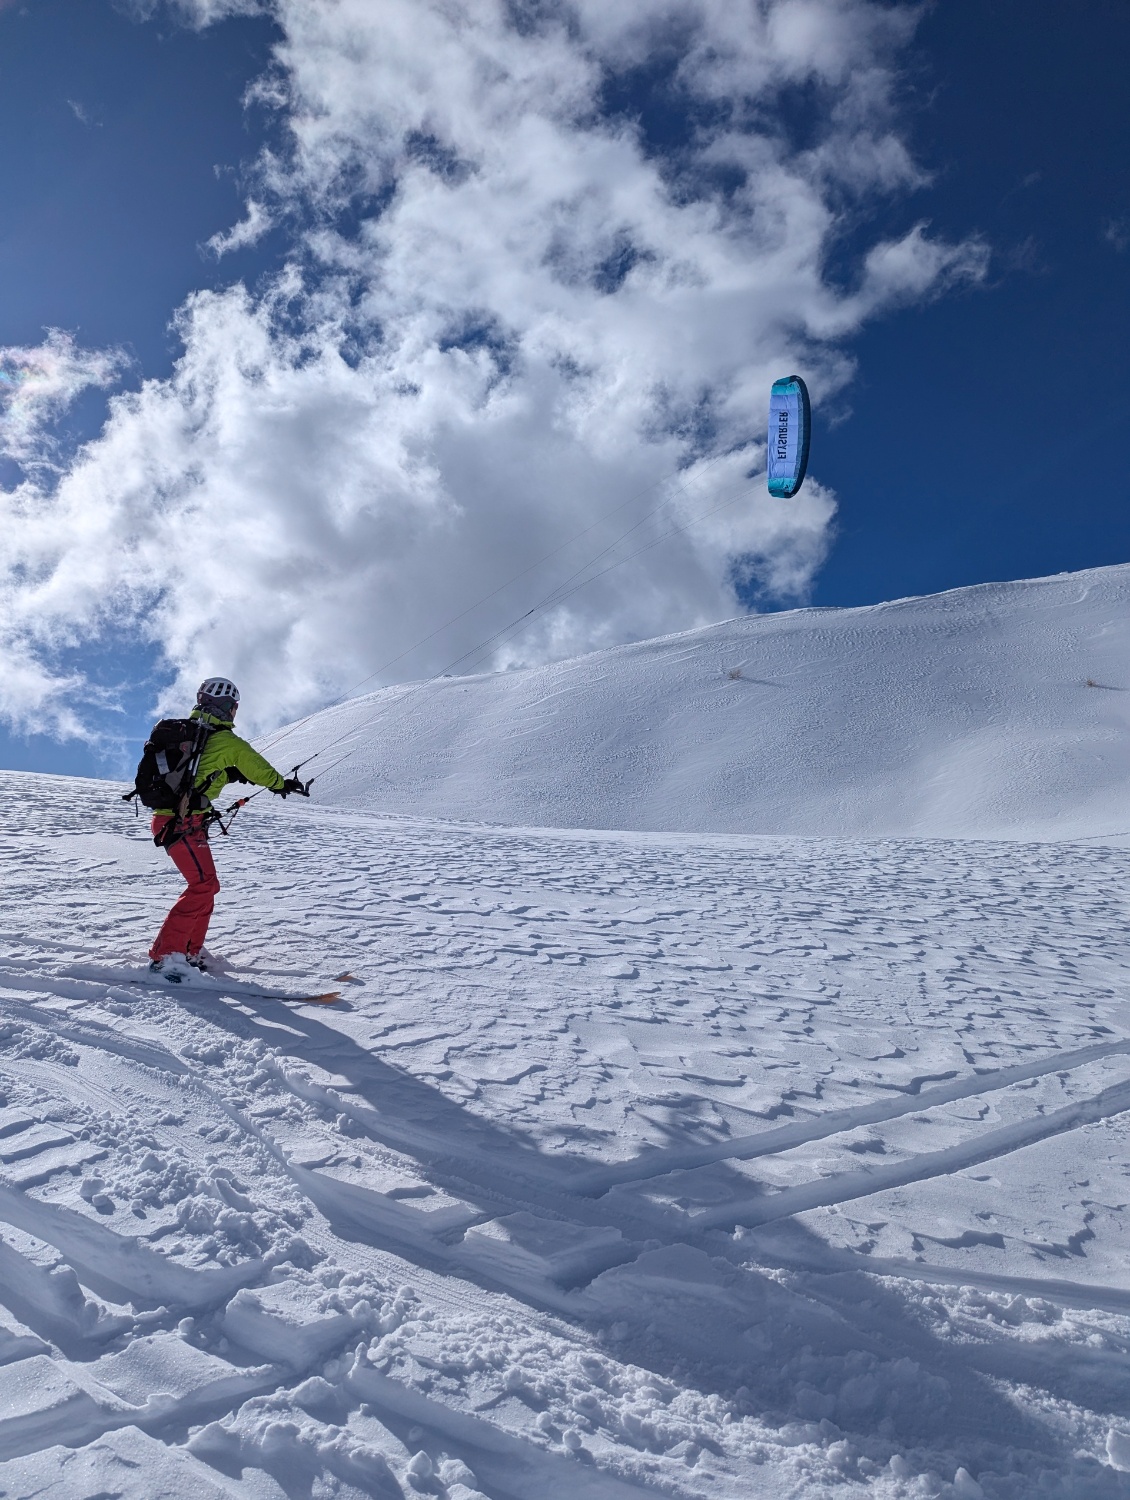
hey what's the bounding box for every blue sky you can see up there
[812,0,1130,608]
[0,1,279,378]
[0,0,281,774]
[0,0,1126,778]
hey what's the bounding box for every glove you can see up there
[275,775,309,798]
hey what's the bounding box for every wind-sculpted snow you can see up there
[271,562,1130,840]
[1,771,1130,1493]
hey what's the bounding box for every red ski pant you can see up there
[149,815,220,960]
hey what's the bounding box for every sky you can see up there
[0,0,1126,779]
[813,0,1130,608]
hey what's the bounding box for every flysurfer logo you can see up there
[776,407,789,460]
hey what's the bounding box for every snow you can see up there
[2,564,1130,1494]
[271,562,1130,840]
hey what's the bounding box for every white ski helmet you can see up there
[197,677,240,716]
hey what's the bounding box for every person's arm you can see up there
[224,735,287,793]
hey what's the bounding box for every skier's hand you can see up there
[276,775,309,798]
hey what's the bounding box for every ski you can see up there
[133,978,343,1005]
[146,978,343,1002]
[58,962,343,1006]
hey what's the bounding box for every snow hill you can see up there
[271,562,1130,840]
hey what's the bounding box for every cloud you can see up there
[0,0,986,742]
[0,330,124,466]
[205,197,271,256]
[840,222,989,326]
[1103,216,1130,254]
[118,0,266,22]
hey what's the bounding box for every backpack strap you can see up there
[177,718,213,814]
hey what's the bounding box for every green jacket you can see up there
[154,709,285,815]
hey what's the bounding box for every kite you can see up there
[766,374,811,498]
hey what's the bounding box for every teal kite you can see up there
[767,375,811,498]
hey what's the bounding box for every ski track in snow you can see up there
[2,772,1130,1495]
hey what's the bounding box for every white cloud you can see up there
[205,197,272,256]
[1104,216,1130,254]
[0,330,125,738]
[0,330,124,466]
[0,0,986,742]
[119,0,265,22]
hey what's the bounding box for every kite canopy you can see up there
[766,375,811,498]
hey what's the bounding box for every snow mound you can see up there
[272,562,1130,839]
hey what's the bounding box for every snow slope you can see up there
[3,773,1130,1495]
[268,562,1130,839]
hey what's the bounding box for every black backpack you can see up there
[128,718,214,813]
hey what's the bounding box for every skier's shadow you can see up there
[187,988,592,1190]
[184,991,1093,1478]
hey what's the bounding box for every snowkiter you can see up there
[147,678,305,977]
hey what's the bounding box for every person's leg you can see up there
[178,828,220,956]
[149,820,221,960]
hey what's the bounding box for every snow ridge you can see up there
[272,562,1130,840]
